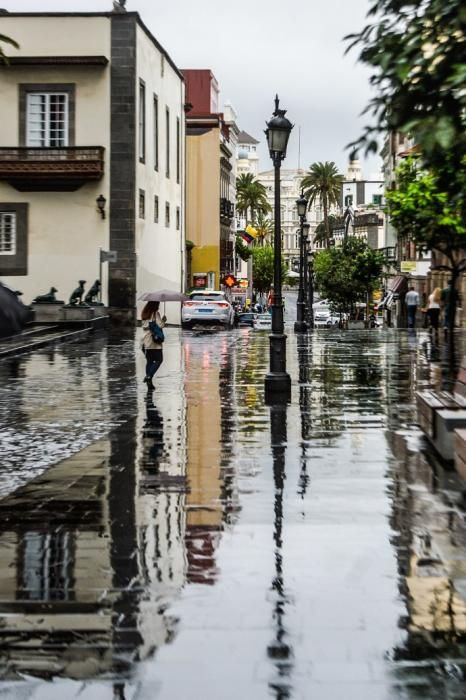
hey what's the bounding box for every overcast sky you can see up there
[2,0,381,176]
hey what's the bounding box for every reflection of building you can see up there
[184,344,224,584]
[0,441,116,678]
[0,10,185,322]
[183,69,236,290]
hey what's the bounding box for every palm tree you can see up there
[301,162,343,248]
[254,212,274,247]
[236,173,271,223]
[313,215,339,247]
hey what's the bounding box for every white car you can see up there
[314,309,331,327]
[253,313,272,330]
[181,290,234,329]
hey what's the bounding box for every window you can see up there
[153,94,159,171]
[165,107,170,178]
[139,189,145,219]
[165,202,170,227]
[139,80,146,162]
[0,203,28,275]
[176,206,180,230]
[0,212,16,254]
[372,194,383,206]
[26,93,68,147]
[176,116,180,184]
[154,195,159,223]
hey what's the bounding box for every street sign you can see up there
[223,274,237,288]
[100,249,118,263]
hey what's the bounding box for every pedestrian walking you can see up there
[141,301,166,390]
[405,286,419,328]
[426,287,441,334]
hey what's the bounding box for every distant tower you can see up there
[346,158,362,181]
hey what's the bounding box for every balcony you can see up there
[0,147,105,191]
[220,197,234,223]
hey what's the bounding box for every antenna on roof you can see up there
[297,125,301,171]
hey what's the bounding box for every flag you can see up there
[239,224,258,245]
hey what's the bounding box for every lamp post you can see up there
[302,222,310,324]
[264,96,293,401]
[294,192,308,333]
[308,249,315,329]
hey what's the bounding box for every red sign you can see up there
[223,274,237,288]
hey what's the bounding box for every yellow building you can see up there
[183,70,235,291]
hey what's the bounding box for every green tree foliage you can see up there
[301,162,343,248]
[314,238,384,314]
[235,237,252,262]
[386,158,466,336]
[346,0,465,201]
[0,33,19,63]
[251,246,288,295]
[254,211,274,247]
[236,173,271,223]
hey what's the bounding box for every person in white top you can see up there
[405,286,420,328]
[427,287,441,334]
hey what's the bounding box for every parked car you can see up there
[181,290,234,329]
[253,313,272,330]
[314,309,331,328]
[238,312,257,327]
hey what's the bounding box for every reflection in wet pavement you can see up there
[0,322,465,698]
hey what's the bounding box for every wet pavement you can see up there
[0,307,466,699]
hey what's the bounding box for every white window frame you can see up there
[0,212,16,255]
[26,92,69,147]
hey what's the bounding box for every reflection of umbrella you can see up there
[0,282,31,338]
[138,289,188,302]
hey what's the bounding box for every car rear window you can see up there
[190,294,225,301]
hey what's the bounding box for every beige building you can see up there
[0,9,185,323]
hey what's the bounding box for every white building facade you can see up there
[258,168,323,270]
[236,130,259,178]
[0,10,185,323]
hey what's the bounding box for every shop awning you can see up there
[388,275,408,295]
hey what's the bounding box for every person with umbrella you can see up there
[139,289,187,390]
[141,300,166,390]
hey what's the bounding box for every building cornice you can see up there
[1,11,184,82]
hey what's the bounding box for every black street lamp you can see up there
[264,96,293,401]
[294,191,308,333]
[308,249,315,329]
[302,222,310,324]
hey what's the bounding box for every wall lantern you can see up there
[96,194,107,219]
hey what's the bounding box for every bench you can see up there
[416,357,466,460]
[454,429,466,487]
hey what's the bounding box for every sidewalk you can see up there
[0,326,465,698]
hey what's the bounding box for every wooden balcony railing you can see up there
[0,146,105,191]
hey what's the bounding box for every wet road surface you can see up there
[0,318,465,699]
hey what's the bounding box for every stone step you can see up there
[0,327,92,359]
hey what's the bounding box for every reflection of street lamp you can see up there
[308,249,315,330]
[294,192,308,333]
[267,404,294,697]
[264,95,293,401]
